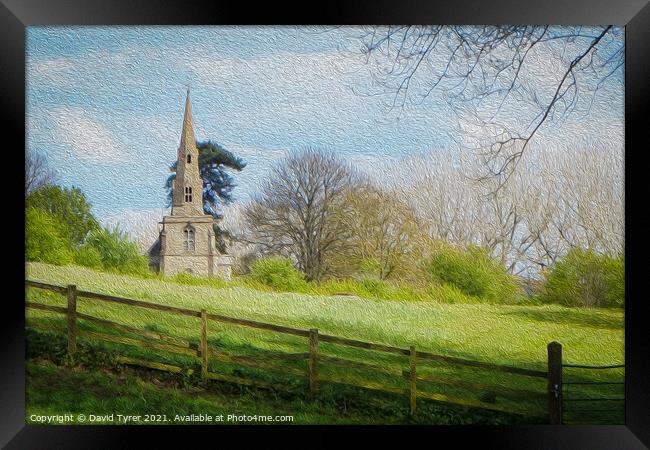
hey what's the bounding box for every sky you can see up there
[26,26,624,249]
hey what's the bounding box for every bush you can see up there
[541,248,624,308]
[249,257,308,291]
[25,207,74,265]
[427,283,482,304]
[311,277,479,303]
[84,226,150,276]
[428,244,520,303]
[75,244,103,269]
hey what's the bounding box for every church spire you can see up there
[171,87,203,216]
[179,87,196,154]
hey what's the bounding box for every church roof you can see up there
[147,236,161,257]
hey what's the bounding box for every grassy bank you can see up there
[28,356,541,425]
[25,262,624,423]
[25,359,396,425]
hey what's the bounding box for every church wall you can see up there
[214,255,233,281]
[160,219,233,280]
[162,220,214,256]
[163,255,212,277]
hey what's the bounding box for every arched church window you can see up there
[187,154,192,163]
[184,186,192,202]
[183,226,195,251]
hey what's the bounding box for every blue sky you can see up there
[26,26,624,246]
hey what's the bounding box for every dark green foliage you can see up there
[541,248,624,308]
[26,328,119,370]
[25,207,74,265]
[26,328,69,363]
[83,226,149,276]
[249,257,308,291]
[26,185,99,246]
[429,244,521,304]
[478,391,497,404]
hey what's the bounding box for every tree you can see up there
[25,150,56,195]
[335,182,421,280]
[26,185,99,247]
[541,248,624,308]
[393,144,623,278]
[355,26,623,190]
[25,207,74,265]
[245,148,358,282]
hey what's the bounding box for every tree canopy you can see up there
[245,148,358,282]
[26,185,99,247]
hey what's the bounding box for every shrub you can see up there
[358,278,391,298]
[25,207,74,265]
[541,248,624,308]
[75,244,103,269]
[84,226,150,276]
[249,257,308,291]
[428,244,520,303]
[26,328,119,369]
[311,277,479,303]
[427,283,482,304]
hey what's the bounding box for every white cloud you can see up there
[51,107,127,164]
[223,142,288,161]
[28,57,76,84]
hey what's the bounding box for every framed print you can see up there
[2,0,649,447]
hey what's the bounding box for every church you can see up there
[148,89,232,280]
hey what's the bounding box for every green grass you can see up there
[25,262,625,423]
[24,360,382,425]
[27,356,537,425]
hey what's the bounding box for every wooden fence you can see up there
[560,357,625,425]
[25,279,604,422]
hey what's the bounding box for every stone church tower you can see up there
[155,89,232,280]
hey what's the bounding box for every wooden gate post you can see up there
[547,341,563,424]
[66,284,77,357]
[409,345,417,415]
[200,310,208,379]
[308,328,319,395]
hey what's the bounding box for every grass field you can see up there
[25,262,625,424]
[25,359,400,425]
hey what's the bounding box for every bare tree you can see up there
[393,143,623,278]
[245,148,358,281]
[355,26,623,190]
[25,150,56,195]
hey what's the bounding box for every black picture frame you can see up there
[2,0,649,447]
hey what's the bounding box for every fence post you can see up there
[308,328,319,395]
[66,284,77,357]
[409,345,417,416]
[547,341,563,424]
[200,310,208,379]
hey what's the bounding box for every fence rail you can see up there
[25,279,622,423]
[561,361,625,424]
